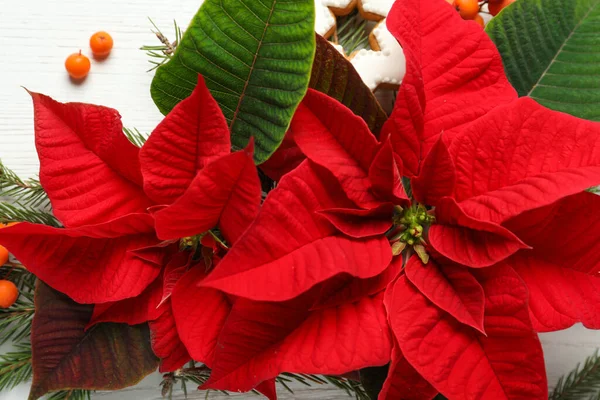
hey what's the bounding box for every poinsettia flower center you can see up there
[389,204,435,264]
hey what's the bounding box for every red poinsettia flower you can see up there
[0,76,261,373]
[195,0,600,398]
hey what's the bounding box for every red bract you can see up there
[198,0,600,398]
[0,76,261,372]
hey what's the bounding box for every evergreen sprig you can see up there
[0,263,36,292]
[0,342,32,392]
[0,289,34,346]
[334,11,370,55]
[551,349,600,399]
[0,202,59,227]
[0,161,49,208]
[159,363,368,400]
[141,18,182,72]
[123,127,148,148]
[46,389,93,400]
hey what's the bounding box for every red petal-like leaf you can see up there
[140,75,231,204]
[0,214,163,303]
[368,139,409,205]
[202,161,392,301]
[411,136,455,206]
[30,92,152,227]
[204,294,391,393]
[88,273,164,328]
[382,0,517,176]
[387,269,547,399]
[318,204,393,238]
[429,197,528,267]
[149,301,191,372]
[154,143,261,243]
[450,98,600,223]
[405,255,485,333]
[259,128,304,181]
[379,343,437,400]
[510,254,600,332]
[171,267,231,367]
[316,255,403,309]
[159,252,190,307]
[29,283,158,400]
[293,89,380,208]
[504,191,600,274]
[256,380,277,400]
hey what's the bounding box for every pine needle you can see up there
[551,349,600,399]
[333,11,370,54]
[0,202,59,227]
[0,290,34,346]
[123,127,148,148]
[0,342,32,391]
[141,18,182,72]
[0,161,49,208]
[46,390,93,400]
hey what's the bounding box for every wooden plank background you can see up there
[0,0,599,398]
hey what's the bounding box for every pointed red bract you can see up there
[293,89,380,208]
[368,140,408,205]
[405,255,485,333]
[449,98,600,223]
[149,302,191,372]
[140,75,231,205]
[379,343,437,400]
[510,254,600,332]
[318,204,393,238]
[259,128,304,181]
[505,191,600,275]
[0,214,163,303]
[154,143,261,243]
[316,255,403,309]
[382,0,516,176]
[411,136,455,206]
[88,273,164,328]
[30,92,152,227]
[159,253,190,307]
[204,294,391,393]
[171,267,231,367]
[387,269,547,399]
[201,161,392,301]
[429,197,528,267]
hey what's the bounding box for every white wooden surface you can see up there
[0,1,599,399]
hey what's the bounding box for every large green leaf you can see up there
[151,0,316,163]
[29,283,158,400]
[486,0,600,120]
[310,35,387,135]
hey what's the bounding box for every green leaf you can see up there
[311,35,387,135]
[150,0,316,163]
[486,0,600,120]
[28,283,158,400]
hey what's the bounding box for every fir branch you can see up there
[0,161,49,208]
[159,364,368,399]
[161,364,214,399]
[141,19,183,72]
[333,11,370,54]
[46,389,93,400]
[551,349,600,399]
[0,290,34,346]
[0,342,32,392]
[0,202,59,227]
[0,263,36,293]
[123,127,148,148]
